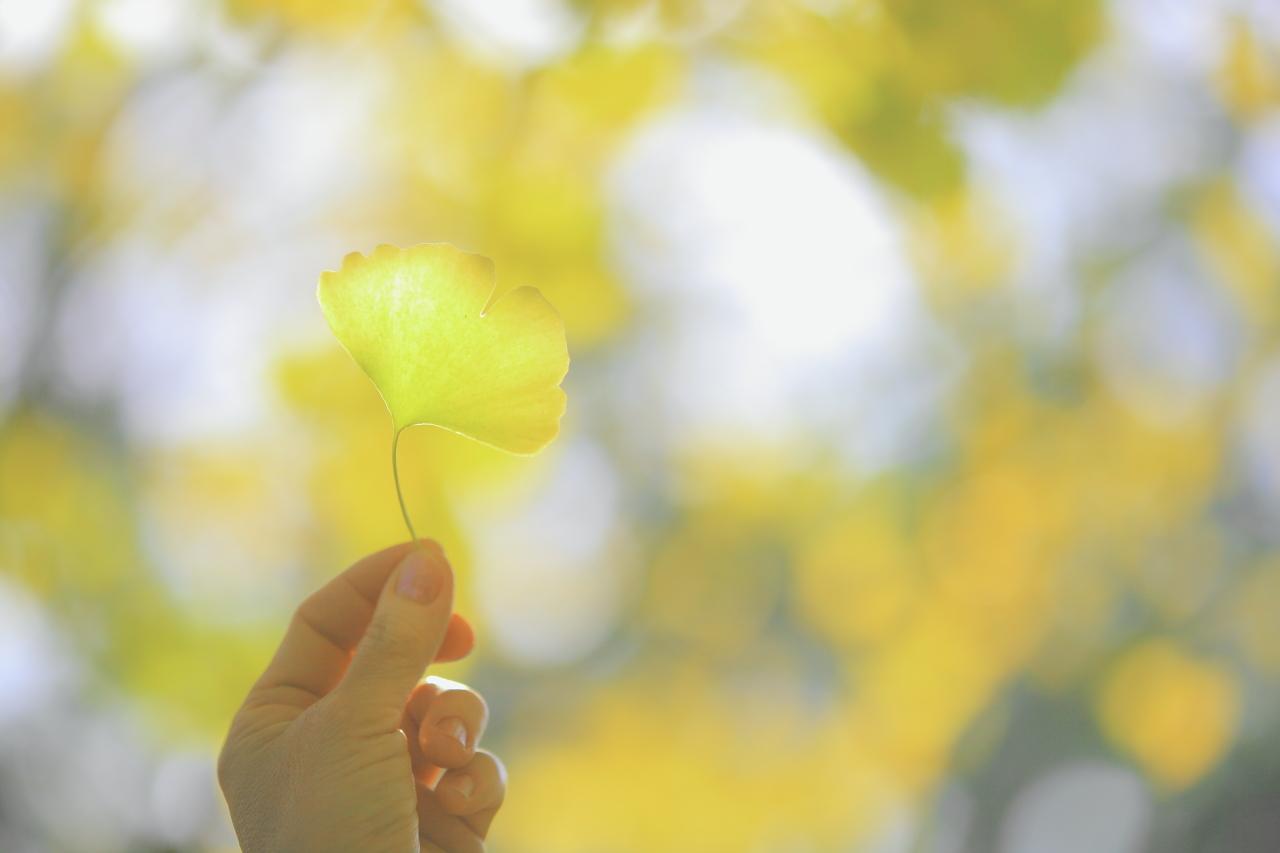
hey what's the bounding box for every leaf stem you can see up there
[391,428,418,543]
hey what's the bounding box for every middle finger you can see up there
[406,677,489,771]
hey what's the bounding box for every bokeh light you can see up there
[2,0,1279,850]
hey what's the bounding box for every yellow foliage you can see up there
[729,3,966,196]
[911,187,1016,299]
[2,2,1274,847]
[883,0,1103,106]
[796,509,918,649]
[495,677,885,852]
[0,415,281,739]
[734,0,1101,196]
[225,0,420,35]
[1193,181,1280,330]
[646,520,785,658]
[0,87,33,178]
[485,167,630,346]
[1048,400,1223,544]
[0,411,139,598]
[1217,18,1280,119]
[854,600,1005,788]
[926,462,1061,632]
[487,45,682,344]
[524,44,684,146]
[1097,639,1238,789]
[381,46,514,201]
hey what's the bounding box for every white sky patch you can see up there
[464,440,633,667]
[1238,0,1280,38]
[53,232,343,445]
[0,0,75,75]
[607,87,936,470]
[1000,762,1150,853]
[99,52,383,241]
[953,32,1225,346]
[0,579,77,724]
[100,70,225,229]
[0,582,233,850]
[213,49,385,232]
[1095,238,1240,427]
[92,0,203,65]
[1108,0,1227,76]
[1239,115,1280,241]
[55,51,387,447]
[427,0,581,69]
[137,444,310,620]
[148,753,222,847]
[611,107,913,362]
[53,239,260,440]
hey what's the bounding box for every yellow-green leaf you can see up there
[317,243,569,454]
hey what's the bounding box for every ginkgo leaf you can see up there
[318,243,569,454]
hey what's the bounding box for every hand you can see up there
[218,542,507,852]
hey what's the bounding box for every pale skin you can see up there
[218,541,506,853]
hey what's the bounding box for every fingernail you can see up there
[395,549,445,604]
[437,716,469,749]
[450,774,474,799]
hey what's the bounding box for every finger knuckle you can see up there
[473,749,508,794]
[432,683,488,722]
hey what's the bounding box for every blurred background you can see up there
[2,0,1279,850]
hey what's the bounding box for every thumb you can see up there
[336,542,454,727]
